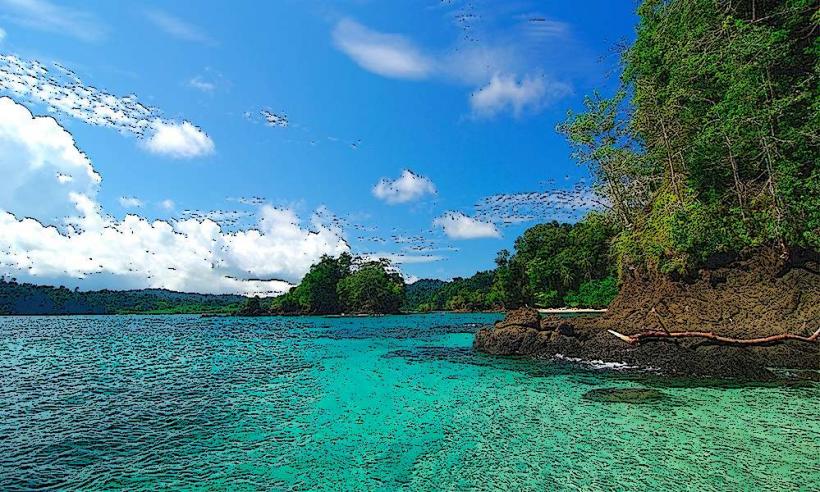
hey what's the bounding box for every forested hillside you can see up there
[559,0,818,276]
[0,278,243,315]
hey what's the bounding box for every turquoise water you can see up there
[1,314,818,491]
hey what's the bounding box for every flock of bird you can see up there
[253,107,364,151]
[0,54,158,139]
[474,183,608,226]
[261,110,288,128]
[179,209,253,228]
[189,178,605,263]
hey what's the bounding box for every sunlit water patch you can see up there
[0,314,817,490]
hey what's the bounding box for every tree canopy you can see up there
[337,260,405,314]
[560,0,818,276]
[403,217,619,311]
[265,254,404,315]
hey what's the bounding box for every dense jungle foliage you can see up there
[239,253,406,315]
[559,0,818,276]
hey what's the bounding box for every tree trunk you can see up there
[608,327,820,346]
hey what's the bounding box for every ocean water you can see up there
[0,314,818,491]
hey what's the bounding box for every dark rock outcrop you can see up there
[474,248,820,378]
[494,307,541,330]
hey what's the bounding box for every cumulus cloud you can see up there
[0,207,344,296]
[470,73,571,118]
[331,15,575,118]
[0,97,347,296]
[159,199,175,211]
[372,170,436,204]
[0,54,214,158]
[332,19,433,79]
[0,96,100,222]
[118,196,143,208]
[433,212,500,240]
[144,9,214,45]
[0,0,105,41]
[0,27,6,42]
[143,121,215,159]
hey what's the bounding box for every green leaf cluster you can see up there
[562,0,819,275]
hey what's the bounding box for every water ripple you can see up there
[0,313,817,490]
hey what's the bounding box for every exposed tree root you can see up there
[607,327,820,346]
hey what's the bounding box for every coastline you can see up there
[475,307,820,379]
[538,308,607,315]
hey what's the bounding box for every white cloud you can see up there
[0,0,104,41]
[433,212,500,240]
[470,73,571,118]
[0,97,347,296]
[159,199,175,210]
[143,121,214,159]
[145,9,213,45]
[0,27,6,42]
[188,76,216,93]
[0,96,100,222]
[0,207,339,296]
[0,54,214,158]
[331,16,575,118]
[372,170,436,204]
[332,19,433,80]
[118,196,143,208]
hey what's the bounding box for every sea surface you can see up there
[1,314,818,491]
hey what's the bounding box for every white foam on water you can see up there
[553,353,658,371]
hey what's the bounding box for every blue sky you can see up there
[0,0,636,295]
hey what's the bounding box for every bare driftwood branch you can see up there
[607,327,820,346]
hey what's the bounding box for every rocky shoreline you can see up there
[474,308,819,379]
[474,249,820,379]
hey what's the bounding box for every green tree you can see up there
[237,296,263,316]
[504,216,617,307]
[336,260,405,314]
[272,253,352,314]
[622,0,816,274]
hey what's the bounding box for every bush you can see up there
[564,276,618,308]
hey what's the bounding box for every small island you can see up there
[476,0,819,379]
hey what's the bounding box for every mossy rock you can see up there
[583,387,666,403]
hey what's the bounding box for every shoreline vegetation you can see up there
[233,217,620,317]
[477,0,819,378]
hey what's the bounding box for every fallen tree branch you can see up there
[607,327,820,346]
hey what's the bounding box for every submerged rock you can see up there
[583,387,666,403]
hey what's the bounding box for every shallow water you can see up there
[0,314,817,491]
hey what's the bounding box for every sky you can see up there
[0,0,637,296]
